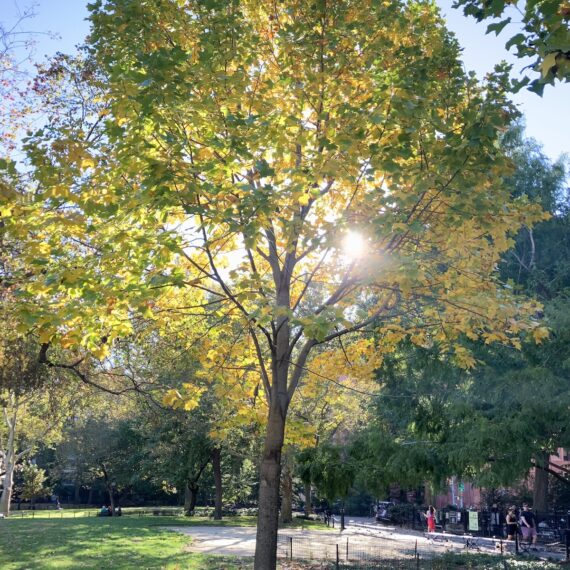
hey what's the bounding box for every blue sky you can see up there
[4,0,569,160]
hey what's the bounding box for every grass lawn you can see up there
[0,515,255,570]
[0,513,326,569]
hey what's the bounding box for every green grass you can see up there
[1,514,557,569]
[0,513,327,569]
[0,515,255,569]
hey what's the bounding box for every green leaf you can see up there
[505,33,526,51]
[486,18,511,36]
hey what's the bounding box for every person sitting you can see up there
[99,506,109,517]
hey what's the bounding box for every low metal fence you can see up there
[277,535,422,569]
[277,532,568,569]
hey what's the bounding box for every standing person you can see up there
[426,505,436,533]
[506,506,518,540]
[520,503,537,547]
[490,503,504,538]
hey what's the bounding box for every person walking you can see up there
[426,505,436,533]
[506,506,518,540]
[520,503,537,547]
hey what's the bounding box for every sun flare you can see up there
[342,231,366,259]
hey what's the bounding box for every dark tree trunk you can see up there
[74,478,81,504]
[87,486,93,506]
[304,481,312,516]
[280,454,293,524]
[534,452,550,512]
[212,447,223,520]
[101,463,114,515]
[424,482,433,507]
[184,482,198,516]
[254,376,288,570]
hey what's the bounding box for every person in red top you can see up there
[426,505,436,532]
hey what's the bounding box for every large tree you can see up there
[6,1,548,566]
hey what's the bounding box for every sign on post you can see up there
[468,511,479,531]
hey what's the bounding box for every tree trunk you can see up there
[184,482,198,516]
[212,447,223,520]
[424,482,433,507]
[101,463,115,515]
[304,481,312,517]
[0,408,17,518]
[87,486,93,506]
[534,452,550,512]
[254,390,288,570]
[74,478,81,505]
[280,454,293,524]
[0,459,15,517]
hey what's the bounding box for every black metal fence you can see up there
[278,535,423,569]
[377,506,570,543]
[277,531,570,569]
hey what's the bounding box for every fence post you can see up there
[346,537,348,561]
[500,539,503,554]
[414,539,417,558]
[336,544,339,570]
[515,531,519,555]
[289,536,293,560]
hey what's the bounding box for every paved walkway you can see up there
[167,517,565,562]
[167,518,446,558]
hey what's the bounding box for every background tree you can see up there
[0,335,78,517]
[19,462,50,509]
[354,125,569,510]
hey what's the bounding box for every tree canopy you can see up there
[0,1,552,566]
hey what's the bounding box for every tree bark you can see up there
[0,407,17,517]
[424,482,433,507]
[74,478,81,505]
[0,459,15,517]
[254,377,288,570]
[534,452,549,512]
[304,481,313,516]
[101,463,114,515]
[280,453,293,524]
[212,447,223,520]
[184,482,199,516]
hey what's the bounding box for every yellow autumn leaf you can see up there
[91,344,110,360]
[532,326,549,343]
[81,157,96,169]
[39,329,52,344]
[162,389,181,407]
